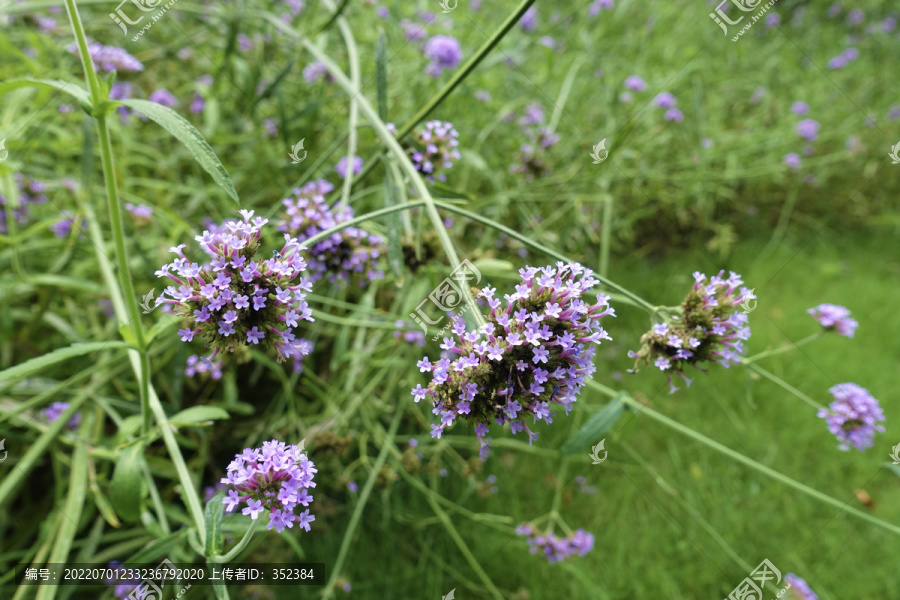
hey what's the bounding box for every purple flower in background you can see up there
[149,88,177,107]
[826,3,840,18]
[0,174,50,234]
[664,107,684,122]
[796,118,820,141]
[264,118,278,137]
[59,104,74,113]
[105,561,142,599]
[376,6,389,18]
[842,47,859,61]
[156,210,315,367]
[765,13,780,27]
[807,303,857,337]
[818,383,885,451]
[346,481,358,492]
[109,82,133,122]
[701,137,714,149]
[124,202,152,225]
[624,75,646,91]
[400,18,428,42]
[619,92,632,103]
[791,101,809,115]
[827,54,848,69]
[519,6,537,31]
[889,105,900,121]
[51,211,86,238]
[628,270,753,393]
[539,36,556,49]
[303,60,333,83]
[278,179,385,289]
[785,573,819,600]
[411,263,615,459]
[185,354,223,379]
[68,42,143,72]
[220,439,317,533]
[517,525,595,563]
[335,155,363,179]
[190,92,205,114]
[882,17,897,32]
[475,90,491,102]
[653,92,677,109]
[42,401,81,429]
[749,86,766,105]
[423,35,462,77]
[589,0,614,16]
[518,102,545,127]
[783,153,801,169]
[196,74,213,86]
[392,120,461,183]
[394,321,426,347]
[846,9,863,25]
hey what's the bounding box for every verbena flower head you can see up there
[278,179,385,287]
[624,75,646,91]
[807,303,857,337]
[42,401,81,429]
[388,120,461,183]
[791,101,809,115]
[628,270,752,393]
[510,103,560,181]
[796,118,820,141]
[335,155,363,179]
[394,320,426,346]
[124,202,152,225]
[785,573,819,600]
[67,42,143,72]
[149,88,177,107]
[220,439,317,533]
[303,60,332,83]
[186,354,223,379]
[423,35,462,77]
[817,383,885,451]
[653,92,677,108]
[519,6,537,31]
[411,262,615,459]
[156,209,315,367]
[516,524,594,563]
[664,107,684,122]
[0,174,47,234]
[784,153,801,169]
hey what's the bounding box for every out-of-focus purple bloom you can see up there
[219,439,317,533]
[889,105,900,121]
[624,75,646,91]
[124,202,152,225]
[412,263,615,457]
[36,16,57,33]
[196,74,213,86]
[393,120,460,183]
[664,107,684,122]
[828,54,848,69]
[653,92,677,109]
[882,17,897,32]
[842,47,859,61]
[59,104,74,113]
[394,320,426,347]
[765,13,780,27]
[519,6,537,31]
[619,91,632,103]
[791,101,809,115]
[335,156,363,179]
[539,36,556,48]
[796,118,819,141]
[237,33,253,52]
[846,9,863,25]
[517,525,595,563]
[287,0,303,15]
[589,0,614,16]
[475,90,491,102]
[149,88,177,107]
[67,42,143,72]
[400,18,428,42]
[783,153,801,169]
[701,137,713,149]
[827,3,841,18]
[264,118,277,138]
[279,179,385,288]
[186,354,223,379]
[51,212,85,238]
[628,270,752,393]
[807,303,857,337]
[785,573,819,600]
[303,60,333,83]
[42,401,81,429]
[518,102,544,127]
[817,383,885,451]
[0,174,50,234]
[190,92,205,114]
[423,35,462,77]
[749,86,766,104]
[346,481,358,492]
[376,6,389,18]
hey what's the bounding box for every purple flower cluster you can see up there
[220,439,317,533]
[42,401,81,429]
[807,303,857,337]
[653,92,683,122]
[628,271,753,393]
[394,320,425,347]
[519,6,537,31]
[510,103,560,180]
[624,75,646,91]
[411,262,615,459]
[335,156,363,179]
[278,179,385,287]
[67,42,143,72]
[51,211,86,238]
[796,118,820,141]
[125,202,152,225]
[785,573,819,600]
[828,47,859,69]
[423,35,462,77]
[388,120,461,183]
[149,88,177,107]
[589,0,614,16]
[155,210,315,368]
[0,174,47,234]
[303,60,333,83]
[817,383,885,451]
[186,354,223,379]
[515,524,594,563]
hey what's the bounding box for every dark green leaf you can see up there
[109,443,147,523]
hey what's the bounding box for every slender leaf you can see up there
[0,341,130,384]
[169,406,230,425]
[560,393,625,456]
[115,99,240,204]
[204,493,226,558]
[109,444,146,523]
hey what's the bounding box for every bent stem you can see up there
[210,519,261,563]
[741,332,823,364]
[617,392,900,537]
[739,360,825,410]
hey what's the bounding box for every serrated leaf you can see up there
[0,341,131,384]
[560,393,625,456]
[109,443,146,523]
[115,99,239,204]
[169,406,230,425]
[204,493,225,557]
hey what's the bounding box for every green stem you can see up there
[740,361,824,410]
[321,405,404,599]
[210,520,260,563]
[742,332,823,364]
[618,393,900,536]
[62,0,100,102]
[599,193,613,278]
[335,12,360,210]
